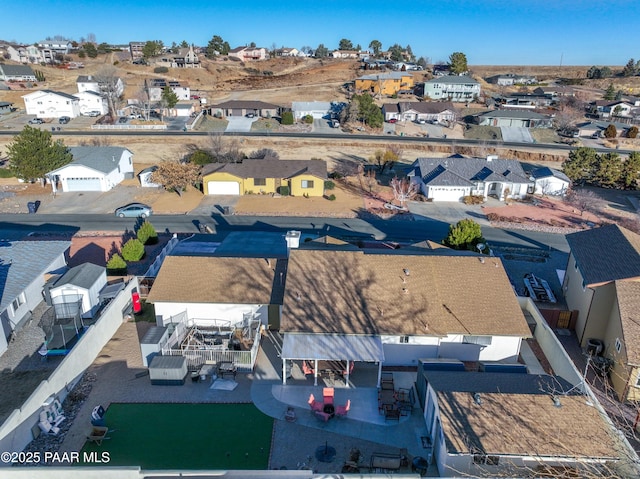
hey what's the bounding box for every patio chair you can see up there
[323,387,335,405]
[335,399,351,417]
[314,410,331,422]
[308,393,324,412]
[381,372,394,390]
[302,360,314,375]
[383,404,401,422]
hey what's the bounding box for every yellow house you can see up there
[201,159,327,197]
[563,224,640,402]
[354,72,415,96]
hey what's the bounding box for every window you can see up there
[616,338,622,353]
[463,335,492,346]
[301,180,314,189]
[400,336,409,344]
[574,258,578,270]
[485,456,500,466]
[11,293,26,312]
[473,454,500,466]
[254,178,266,186]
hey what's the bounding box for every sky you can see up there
[3,0,638,65]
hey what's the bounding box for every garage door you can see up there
[207,181,240,195]
[431,187,465,202]
[65,177,102,192]
[231,109,243,116]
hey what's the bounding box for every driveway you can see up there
[408,200,490,226]
[37,186,144,215]
[226,116,257,132]
[188,194,240,215]
[500,126,534,143]
[312,118,334,133]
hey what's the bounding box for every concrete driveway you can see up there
[312,118,334,133]
[408,200,489,226]
[501,126,533,143]
[226,116,256,132]
[37,186,145,215]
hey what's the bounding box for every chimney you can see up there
[486,155,498,162]
[285,230,300,250]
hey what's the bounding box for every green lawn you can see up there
[81,403,273,469]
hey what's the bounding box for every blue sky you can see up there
[4,0,638,65]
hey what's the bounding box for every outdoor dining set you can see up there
[308,387,351,421]
[378,372,414,421]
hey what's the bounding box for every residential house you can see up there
[274,47,299,57]
[146,79,190,101]
[129,42,145,61]
[494,92,554,108]
[563,224,640,401]
[422,370,620,477]
[531,167,570,196]
[73,91,108,116]
[202,159,327,196]
[331,50,368,59]
[76,75,125,97]
[207,100,279,118]
[280,248,531,383]
[382,101,457,123]
[432,64,451,76]
[576,120,630,138]
[291,101,344,120]
[4,44,43,64]
[476,109,553,128]
[169,45,200,68]
[0,64,36,82]
[409,155,532,202]
[22,90,81,119]
[485,73,537,86]
[45,263,107,319]
[0,237,70,356]
[423,75,481,102]
[589,100,637,120]
[354,72,415,96]
[533,85,575,98]
[228,46,268,61]
[0,101,13,115]
[37,40,72,64]
[47,146,134,192]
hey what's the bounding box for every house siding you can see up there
[154,302,268,327]
[289,174,324,197]
[563,253,595,342]
[604,298,630,401]
[581,283,616,347]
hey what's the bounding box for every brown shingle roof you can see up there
[615,280,640,365]
[202,159,327,180]
[399,101,456,114]
[282,250,530,337]
[211,100,280,110]
[146,256,279,305]
[438,391,618,458]
[566,224,640,286]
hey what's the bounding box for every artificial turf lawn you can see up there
[81,403,273,469]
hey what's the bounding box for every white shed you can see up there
[138,166,160,187]
[531,167,570,196]
[46,263,107,319]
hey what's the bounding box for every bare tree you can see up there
[390,176,418,207]
[247,148,279,160]
[93,65,123,120]
[207,133,244,163]
[564,188,600,217]
[364,169,377,194]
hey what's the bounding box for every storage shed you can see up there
[149,355,187,385]
[45,263,107,319]
[140,326,169,367]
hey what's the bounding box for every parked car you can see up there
[388,118,397,123]
[28,118,44,124]
[190,95,200,100]
[245,112,256,118]
[58,116,70,124]
[118,117,128,124]
[87,111,101,117]
[114,203,153,218]
[128,113,142,119]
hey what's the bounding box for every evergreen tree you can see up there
[562,147,599,184]
[7,126,72,184]
[448,52,468,74]
[442,219,486,251]
[604,83,616,101]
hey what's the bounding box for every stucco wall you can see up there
[289,175,324,197]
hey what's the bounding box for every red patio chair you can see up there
[302,360,314,375]
[308,393,324,412]
[314,410,331,422]
[335,399,351,417]
[323,387,335,405]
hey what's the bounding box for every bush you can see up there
[121,238,145,261]
[627,126,639,139]
[278,185,290,196]
[189,149,214,165]
[154,66,169,74]
[462,195,485,205]
[281,111,294,125]
[604,124,617,139]
[0,168,14,178]
[303,115,314,124]
[136,221,158,245]
[106,253,127,275]
[327,194,336,201]
[324,180,335,190]
[328,171,343,179]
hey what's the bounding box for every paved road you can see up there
[0,213,570,252]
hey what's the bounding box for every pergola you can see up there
[280,333,385,387]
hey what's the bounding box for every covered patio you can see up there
[280,333,385,387]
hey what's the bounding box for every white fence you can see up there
[91,124,167,130]
[0,278,139,457]
[142,234,179,277]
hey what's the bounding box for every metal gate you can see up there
[557,310,571,329]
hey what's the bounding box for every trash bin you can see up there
[27,202,37,214]
[222,206,230,215]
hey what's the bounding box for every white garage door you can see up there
[65,177,102,192]
[431,187,466,202]
[207,181,240,195]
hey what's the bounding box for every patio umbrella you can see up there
[315,441,336,462]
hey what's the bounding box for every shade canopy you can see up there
[281,333,384,362]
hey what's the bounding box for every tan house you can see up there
[228,46,267,61]
[354,72,415,96]
[206,100,280,118]
[201,159,327,196]
[563,224,640,401]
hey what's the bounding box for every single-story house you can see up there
[47,146,134,193]
[576,120,630,138]
[201,159,327,196]
[494,93,554,108]
[76,75,124,97]
[409,155,532,202]
[0,238,70,356]
[485,73,537,86]
[291,101,332,120]
[533,86,575,98]
[228,46,267,61]
[531,167,570,196]
[476,109,553,128]
[563,224,640,402]
[423,370,620,477]
[382,101,457,123]
[22,90,81,119]
[73,90,108,116]
[206,100,279,118]
[589,100,636,119]
[0,101,13,114]
[422,75,480,102]
[0,64,36,82]
[45,263,107,319]
[138,166,160,187]
[354,72,415,96]
[280,248,531,385]
[273,48,299,57]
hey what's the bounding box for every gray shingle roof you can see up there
[0,239,70,312]
[0,64,35,77]
[425,75,478,85]
[566,224,640,286]
[53,263,104,290]
[51,147,130,175]
[211,100,280,110]
[357,72,411,81]
[399,101,456,114]
[202,159,327,180]
[478,109,550,120]
[531,167,570,182]
[41,89,78,101]
[413,157,530,186]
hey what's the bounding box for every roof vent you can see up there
[403,268,410,276]
[473,393,482,405]
[552,396,562,408]
[402,288,408,294]
[486,155,498,162]
[479,257,485,264]
[295,292,301,301]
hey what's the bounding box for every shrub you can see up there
[324,180,335,190]
[281,111,294,125]
[154,66,169,74]
[604,124,617,139]
[121,238,145,261]
[106,253,127,275]
[328,171,343,179]
[0,168,14,178]
[278,185,290,196]
[189,149,214,165]
[627,126,639,139]
[462,195,485,205]
[303,114,314,124]
[327,194,336,201]
[137,221,158,245]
